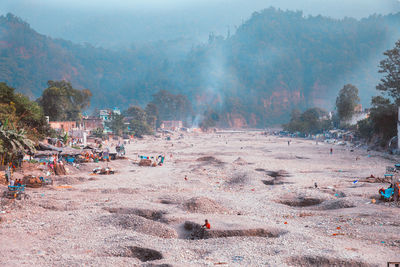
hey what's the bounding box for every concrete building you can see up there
[49,121,77,132]
[83,117,103,131]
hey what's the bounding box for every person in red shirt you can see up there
[202,219,211,229]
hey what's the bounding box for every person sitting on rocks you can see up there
[191,219,211,240]
[202,219,211,229]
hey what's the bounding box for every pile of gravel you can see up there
[196,156,224,165]
[106,214,178,238]
[183,197,229,214]
[316,199,355,210]
[226,172,250,185]
[105,207,167,223]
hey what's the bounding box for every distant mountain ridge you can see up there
[0,9,399,126]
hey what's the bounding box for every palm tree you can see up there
[0,124,35,166]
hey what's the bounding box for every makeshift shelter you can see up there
[60,148,82,156]
[23,175,43,188]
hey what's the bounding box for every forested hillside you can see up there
[1,9,399,127]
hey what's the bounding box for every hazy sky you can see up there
[2,0,399,13]
[1,0,399,47]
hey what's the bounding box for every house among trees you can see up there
[160,120,183,131]
[349,107,370,126]
[354,104,363,113]
[82,117,103,131]
[99,107,121,133]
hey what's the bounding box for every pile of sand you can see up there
[183,197,229,214]
[315,199,355,210]
[196,156,224,165]
[105,207,167,223]
[226,172,250,185]
[106,214,177,239]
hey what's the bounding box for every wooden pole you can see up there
[398,107,400,150]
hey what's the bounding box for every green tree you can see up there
[150,90,192,122]
[365,40,400,146]
[336,84,360,122]
[377,40,400,104]
[124,106,147,122]
[0,123,35,166]
[129,119,153,138]
[145,102,159,128]
[105,113,126,137]
[38,80,92,121]
[0,82,49,141]
[284,107,331,134]
[145,103,158,118]
[123,105,154,135]
[200,109,220,130]
[369,96,397,144]
[356,118,373,140]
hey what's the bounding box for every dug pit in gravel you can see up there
[182,221,286,240]
[280,197,323,207]
[265,170,290,178]
[287,255,375,267]
[258,169,291,185]
[114,246,163,262]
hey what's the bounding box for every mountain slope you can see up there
[0,10,399,126]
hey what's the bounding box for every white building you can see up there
[99,107,121,133]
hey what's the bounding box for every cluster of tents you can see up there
[33,142,118,164]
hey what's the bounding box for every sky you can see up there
[1,0,399,48]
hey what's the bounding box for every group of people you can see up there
[83,152,102,162]
[48,154,62,169]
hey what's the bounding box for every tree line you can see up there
[284,39,400,148]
